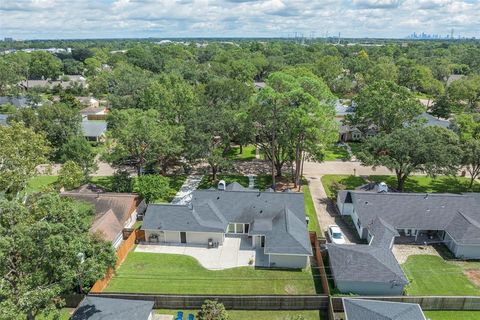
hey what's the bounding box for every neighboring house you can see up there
[81,120,107,142]
[77,96,100,108]
[62,186,146,248]
[337,190,480,259]
[342,298,426,320]
[18,75,87,90]
[446,74,465,86]
[71,296,154,320]
[418,112,451,129]
[142,182,312,269]
[331,188,480,295]
[0,96,28,108]
[80,105,108,121]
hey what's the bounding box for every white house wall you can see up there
[186,232,224,245]
[268,254,308,269]
[335,280,405,296]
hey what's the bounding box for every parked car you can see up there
[328,225,346,244]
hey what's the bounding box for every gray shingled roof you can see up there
[0,96,28,108]
[81,120,107,138]
[71,296,153,320]
[419,112,451,129]
[343,298,426,320]
[142,186,312,256]
[327,244,408,285]
[368,217,399,248]
[347,192,480,245]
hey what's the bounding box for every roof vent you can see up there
[424,194,429,199]
[218,180,226,191]
[364,201,369,205]
[259,210,263,214]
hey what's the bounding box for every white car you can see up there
[328,225,346,244]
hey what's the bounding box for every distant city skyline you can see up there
[1,0,479,40]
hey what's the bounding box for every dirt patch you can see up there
[464,269,480,287]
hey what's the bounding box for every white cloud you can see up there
[0,0,478,39]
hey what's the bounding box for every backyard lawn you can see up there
[321,174,480,199]
[424,311,480,320]
[402,255,480,296]
[105,252,317,294]
[156,309,323,320]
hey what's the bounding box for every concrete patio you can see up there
[135,236,268,270]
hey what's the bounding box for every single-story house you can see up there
[78,96,100,108]
[142,182,312,269]
[328,242,408,295]
[337,190,480,259]
[342,298,426,320]
[0,96,28,108]
[81,120,107,142]
[80,105,108,121]
[18,75,87,90]
[418,112,451,129]
[62,185,146,248]
[71,296,154,320]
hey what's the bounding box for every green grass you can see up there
[156,309,322,320]
[321,174,480,199]
[424,311,480,320]
[26,176,58,193]
[347,142,364,156]
[105,252,317,295]
[90,175,187,203]
[302,185,321,236]
[198,174,250,190]
[402,255,480,296]
[226,144,257,161]
[37,308,74,320]
[323,145,350,161]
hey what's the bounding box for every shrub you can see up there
[197,300,229,320]
[111,170,134,193]
[57,161,84,190]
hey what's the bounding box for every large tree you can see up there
[447,75,480,111]
[28,51,63,80]
[346,80,425,135]
[106,109,184,175]
[10,103,82,159]
[357,126,460,191]
[59,136,98,177]
[0,123,50,196]
[253,68,337,187]
[0,193,116,320]
[451,113,480,189]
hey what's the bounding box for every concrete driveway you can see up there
[135,237,267,270]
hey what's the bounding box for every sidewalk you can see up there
[170,175,204,205]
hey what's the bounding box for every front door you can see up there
[180,232,187,243]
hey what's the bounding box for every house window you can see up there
[227,224,235,233]
[356,219,361,229]
[244,224,249,234]
[235,223,244,234]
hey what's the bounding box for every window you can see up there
[244,224,249,234]
[227,224,235,233]
[235,223,244,234]
[356,219,361,229]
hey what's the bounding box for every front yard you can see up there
[321,174,480,199]
[402,255,480,296]
[105,252,317,295]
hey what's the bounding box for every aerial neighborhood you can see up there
[1,4,480,319]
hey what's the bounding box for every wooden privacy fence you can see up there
[331,296,480,312]
[309,231,330,295]
[90,229,141,293]
[90,293,329,310]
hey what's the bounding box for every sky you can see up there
[0,0,479,40]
